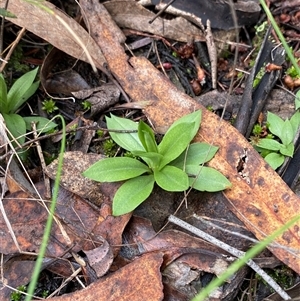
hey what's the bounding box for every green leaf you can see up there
[131,150,163,169]
[7,68,39,113]
[0,73,8,114]
[264,152,285,170]
[171,142,218,168]
[154,165,189,191]
[138,120,158,153]
[168,110,202,139]
[23,116,57,133]
[279,120,294,145]
[0,8,16,18]
[2,113,26,145]
[295,90,300,110]
[257,138,283,151]
[113,175,155,216]
[267,112,284,138]
[83,157,150,182]
[290,111,300,138]
[106,114,144,152]
[279,143,294,157]
[186,165,231,192]
[158,122,195,168]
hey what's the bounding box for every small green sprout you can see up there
[96,130,104,138]
[0,68,57,147]
[42,99,58,114]
[286,64,300,79]
[83,111,231,216]
[103,138,117,157]
[10,285,26,301]
[206,105,214,112]
[82,100,92,110]
[252,111,300,169]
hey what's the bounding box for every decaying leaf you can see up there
[44,252,164,301]
[1,0,106,69]
[45,151,105,205]
[84,240,114,278]
[104,0,205,42]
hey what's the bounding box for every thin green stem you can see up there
[259,0,300,76]
[25,115,66,301]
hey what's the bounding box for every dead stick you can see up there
[168,215,291,300]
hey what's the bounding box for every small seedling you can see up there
[83,111,231,216]
[42,98,58,114]
[0,68,57,147]
[103,138,117,157]
[252,111,300,169]
[10,285,26,301]
[82,100,91,110]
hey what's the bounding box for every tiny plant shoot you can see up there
[0,68,57,146]
[253,111,300,169]
[83,111,231,216]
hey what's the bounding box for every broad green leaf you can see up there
[0,8,16,18]
[2,113,26,145]
[171,142,218,168]
[279,120,294,145]
[295,90,300,110]
[106,114,144,152]
[168,110,202,139]
[0,73,8,114]
[186,165,231,192]
[138,120,158,153]
[113,175,155,216]
[279,143,294,157]
[131,150,163,170]
[7,68,39,113]
[83,157,150,182]
[257,138,283,151]
[264,152,285,170]
[290,111,300,138]
[154,165,189,191]
[158,122,195,168]
[23,116,57,133]
[267,112,284,138]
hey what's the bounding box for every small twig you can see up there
[0,27,26,73]
[148,0,176,24]
[31,122,51,198]
[153,40,168,78]
[0,124,137,161]
[168,215,292,300]
[0,0,9,56]
[204,20,217,89]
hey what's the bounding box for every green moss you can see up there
[7,44,30,74]
[10,285,26,301]
[256,266,294,291]
[103,138,117,157]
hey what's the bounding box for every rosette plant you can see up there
[83,111,231,216]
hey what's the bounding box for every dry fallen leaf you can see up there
[84,240,114,278]
[104,0,205,42]
[45,151,105,205]
[1,0,106,69]
[80,0,300,273]
[41,252,164,301]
